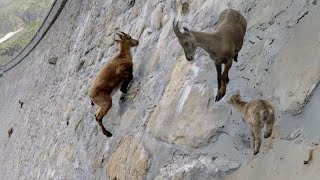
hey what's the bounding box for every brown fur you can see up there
[173,9,247,101]
[88,32,139,137]
[228,92,275,155]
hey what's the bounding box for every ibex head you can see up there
[228,90,241,105]
[173,19,197,61]
[115,31,139,47]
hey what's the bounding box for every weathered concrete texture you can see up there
[0,0,320,179]
[271,10,320,114]
[107,135,150,180]
[224,140,320,180]
[156,152,240,180]
[148,55,229,147]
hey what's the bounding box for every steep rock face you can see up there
[0,0,320,179]
[148,55,229,148]
[271,10,320,114]
[107,135,150,180]
[225,140,320,180]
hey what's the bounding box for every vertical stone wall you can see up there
[0,0,319,179]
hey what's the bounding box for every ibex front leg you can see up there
[215,60,232,101]
[120,68,138,101]
[215,64,222,90]
[233,53,238,62]
[120,73,133,94]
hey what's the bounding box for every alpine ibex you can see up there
[228,92,275,155]
[89,32,139,137]
[173,9,247,101]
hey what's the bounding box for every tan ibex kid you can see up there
[228,92,275,155]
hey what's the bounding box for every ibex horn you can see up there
[119,31,127,35]
[173,19,182,37]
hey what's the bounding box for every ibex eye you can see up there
[185,42,189,46]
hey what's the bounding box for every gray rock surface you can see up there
[225,140,320,180]
[271,10,320,114]
[0,0,320,179]
[107,134,150,180]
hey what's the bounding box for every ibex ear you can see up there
[114,39,121,43]
[183,27,190,34]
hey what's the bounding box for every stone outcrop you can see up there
[225,140,320,180]
[107,135,150,180]
[148,55,229,148]
[271,10,320,115]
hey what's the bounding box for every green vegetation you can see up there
[0,21,42,55]
[0,0,53,64]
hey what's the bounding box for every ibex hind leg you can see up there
[264,113,275,138]
[252,125,262,155]
[251,129,256,151]
[92,94,113,137]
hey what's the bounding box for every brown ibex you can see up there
[89,32,139,137]
[228,92,275,155]
[173,9,247,101]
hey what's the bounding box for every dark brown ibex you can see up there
[89,32,139,137]
[173,9,247,101]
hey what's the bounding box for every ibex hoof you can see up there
[120,89,128,94]
[215,94,224,102]
[120,95,126,101]
[264,131,272,138]
[253,149,259,155]
[103,130,113,137]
